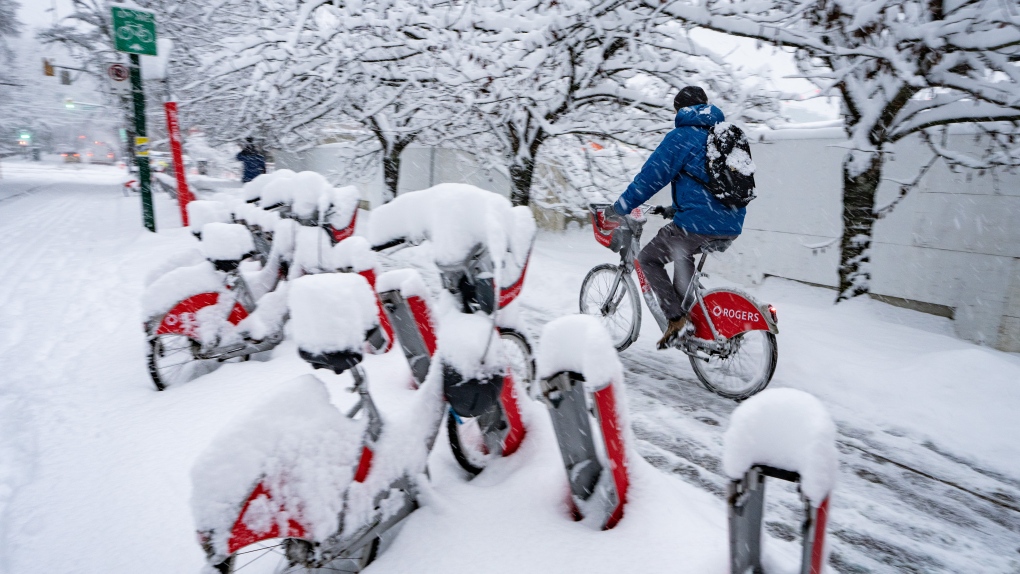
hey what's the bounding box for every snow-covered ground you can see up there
[0,163,1018,573]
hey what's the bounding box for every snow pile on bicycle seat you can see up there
[723,388,837,504]
[368,184,529,270]
[261,173,296,208]
[376,269,430,300]
[322,186,361,230]
[201,223,255,262]
[290,172,333,220]
[191,376,365,556]
[143,248,205,287]
[536,314,623,391]
[289,273,378,354]
[142,261,222,319]
[241,173,272,202]
[436,312,503,378]
[291,226,333,276]
[187,200,231,231]
[332,237,376,273]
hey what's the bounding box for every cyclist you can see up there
[607,86,744,349]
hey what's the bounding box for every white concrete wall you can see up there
[712,129,1020,351]
[275,145,509,208]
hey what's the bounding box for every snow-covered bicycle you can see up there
[581,204,778,400]
[368,185,536,475]
[192,273,427,574]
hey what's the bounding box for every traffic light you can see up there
[61,70,71,85]
[43,58,54,77]
[64,98,75,109]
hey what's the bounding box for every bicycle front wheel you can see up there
[497,327,535,397]
[689,331,777,401]
[579,264,641,352]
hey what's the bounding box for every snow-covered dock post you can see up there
[536,315,630,530]
[723,389,837,574]
[375,269,437,388]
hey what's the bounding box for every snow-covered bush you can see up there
[722,388,837,504]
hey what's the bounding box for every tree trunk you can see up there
[382,150,400,203]
[837,151,882,301]
[509,156,535,207]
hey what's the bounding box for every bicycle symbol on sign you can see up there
[116,23,154,44]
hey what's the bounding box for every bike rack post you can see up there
[376,269,437,388]
[536,315,630,530]
[723,389,836,574]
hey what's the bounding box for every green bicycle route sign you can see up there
[111,6,157,56]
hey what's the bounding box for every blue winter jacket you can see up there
[613,104,745,236]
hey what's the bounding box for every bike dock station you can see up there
[723,389,837,574]
[536,315,631,530]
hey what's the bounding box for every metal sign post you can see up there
[112,6,158,232]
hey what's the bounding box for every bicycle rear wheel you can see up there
[213,537,379,573]
[579,264,641,352]
[147,334,202,391]
[689,331,777,400]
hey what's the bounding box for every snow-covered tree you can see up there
[436,0,779,206]
[660,0,1020,300]
[0,0,22,151]
[180,0,458,199]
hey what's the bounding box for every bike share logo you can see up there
[163,311,198,334]
[712,305,761,323]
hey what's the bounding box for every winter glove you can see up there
[605,203,626,222]
[648,205,676,219]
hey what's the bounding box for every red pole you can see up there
[164,102,193,225]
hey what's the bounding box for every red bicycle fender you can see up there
[499,257,530,308]
[689,290,775,340]
[155,292,220,337]
[498,367,526,456]
[329,210,358,243]
[226,480,309,555]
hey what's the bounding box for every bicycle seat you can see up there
[210,255,254,272]
[701,238,734,254]
[299,349,363,374]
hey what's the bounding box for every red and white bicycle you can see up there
[581,204,779,400]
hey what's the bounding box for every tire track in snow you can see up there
[516,300,1020,573]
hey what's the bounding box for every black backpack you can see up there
[701,122,757,209]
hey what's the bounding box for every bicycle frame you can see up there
[592,205,777,349]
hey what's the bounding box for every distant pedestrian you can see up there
[236,138,266,183]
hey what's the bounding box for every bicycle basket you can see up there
[589,204,619,249]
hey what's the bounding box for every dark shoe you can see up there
[656,316,688,350]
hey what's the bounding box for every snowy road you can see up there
[1,166,1018,573]
[515,237,1020,573]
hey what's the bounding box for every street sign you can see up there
[135,136,150,157]
[107,63,131,94]
[111,7,157,56]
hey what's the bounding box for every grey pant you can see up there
[636,223,735,321]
